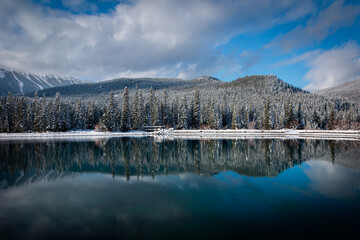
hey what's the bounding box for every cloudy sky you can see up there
[0,0,360,91]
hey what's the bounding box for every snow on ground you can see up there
[0,130,151,140]
[0,129,359,141]
[0,69,4,78]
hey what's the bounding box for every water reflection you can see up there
[1,138,360,186]
[0,138,360,239]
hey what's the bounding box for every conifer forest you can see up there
[1,75,359,133]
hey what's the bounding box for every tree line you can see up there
[0,85,360,133]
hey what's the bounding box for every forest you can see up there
[1,75,360,133]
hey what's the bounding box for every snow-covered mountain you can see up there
[0,68,82,95]
[31,75,222,97]
[316,78,360,103]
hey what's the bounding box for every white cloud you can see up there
[272,1,360,51]
[0,0,314,81]
[304,42,360,92]
[272,49,321,68]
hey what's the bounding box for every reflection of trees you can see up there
[1,138,360,183]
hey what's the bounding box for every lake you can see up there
[0,137,360,239]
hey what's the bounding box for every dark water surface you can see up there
[0,137,360,239]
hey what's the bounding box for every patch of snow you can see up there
[12,71,24,93]
[54,75,62,84]
[28,75,45,90]
[34,74,53,88]
[0,69,5,78]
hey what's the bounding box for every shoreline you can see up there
[0,129,359,141]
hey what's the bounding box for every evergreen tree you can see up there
[328,106,336,130]
[296,102,304,129]
[220,94,227,129]
[74,101,85,129]
[231,105,237,129]
[177,95,187,129]
[138,90,144,128]
[0,105,4,132]
[149,87,157,126]
[284,99,295,128]
[263,99,270,130]
[193,90,201,129]
[46,101,54,131]
[311,110,321,129]
[39,95,46,132]
[101,91,116,131]
[132,85,140,129]
[121,87,131,132]
[6,92,13,132]
[33,91,41,132]
[172,97,179,128]
[13,96,26,132]
[206,99,216,129]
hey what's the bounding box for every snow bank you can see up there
[0,130,152,140]
[0,129,359,141]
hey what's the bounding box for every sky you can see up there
[0,0,360,91]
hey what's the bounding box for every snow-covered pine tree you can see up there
[100,91,116,131]
[177,95,187,129]
[193,89,201,129]
[14,96,27,132]
[263,99,270,130]
[39,94,46,132]
[121,87,131,132]
[132,85,140,129]
[328,106,335,130]
[138,90,144,128]
[5,92,14,132]
[33,91,41,132]
[296,102,304,129]
[149,87,157,126]
[231,105,237,129]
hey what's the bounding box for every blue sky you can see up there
[1,0,360,91]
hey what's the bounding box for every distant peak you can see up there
[193,75,220,81]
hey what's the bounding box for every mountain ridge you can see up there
[0,68,82,95]
[316,78,360,103]
[28,75,222,97]
[28,74,305,98]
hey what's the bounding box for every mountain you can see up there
[316,78,360,103]
[31,75,305,98]
[30,75,221,97]
[0,68,82,95]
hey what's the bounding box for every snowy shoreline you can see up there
[0,129,359,141]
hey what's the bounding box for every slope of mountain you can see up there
[31,75,221,97]
[0,68,82,95]
[316,78,360,103]
[31,74,304,98]
[227,75,306,94]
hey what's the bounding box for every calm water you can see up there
[0,137,360,239]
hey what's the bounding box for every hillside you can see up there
[31,75,221,97]
[30,74,304,99]
[0,68,82,95]
[317,78,360,103]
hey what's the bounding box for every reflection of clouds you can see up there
[0,173,199,239]
[303,160,360,199]
[1,165,359,239]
